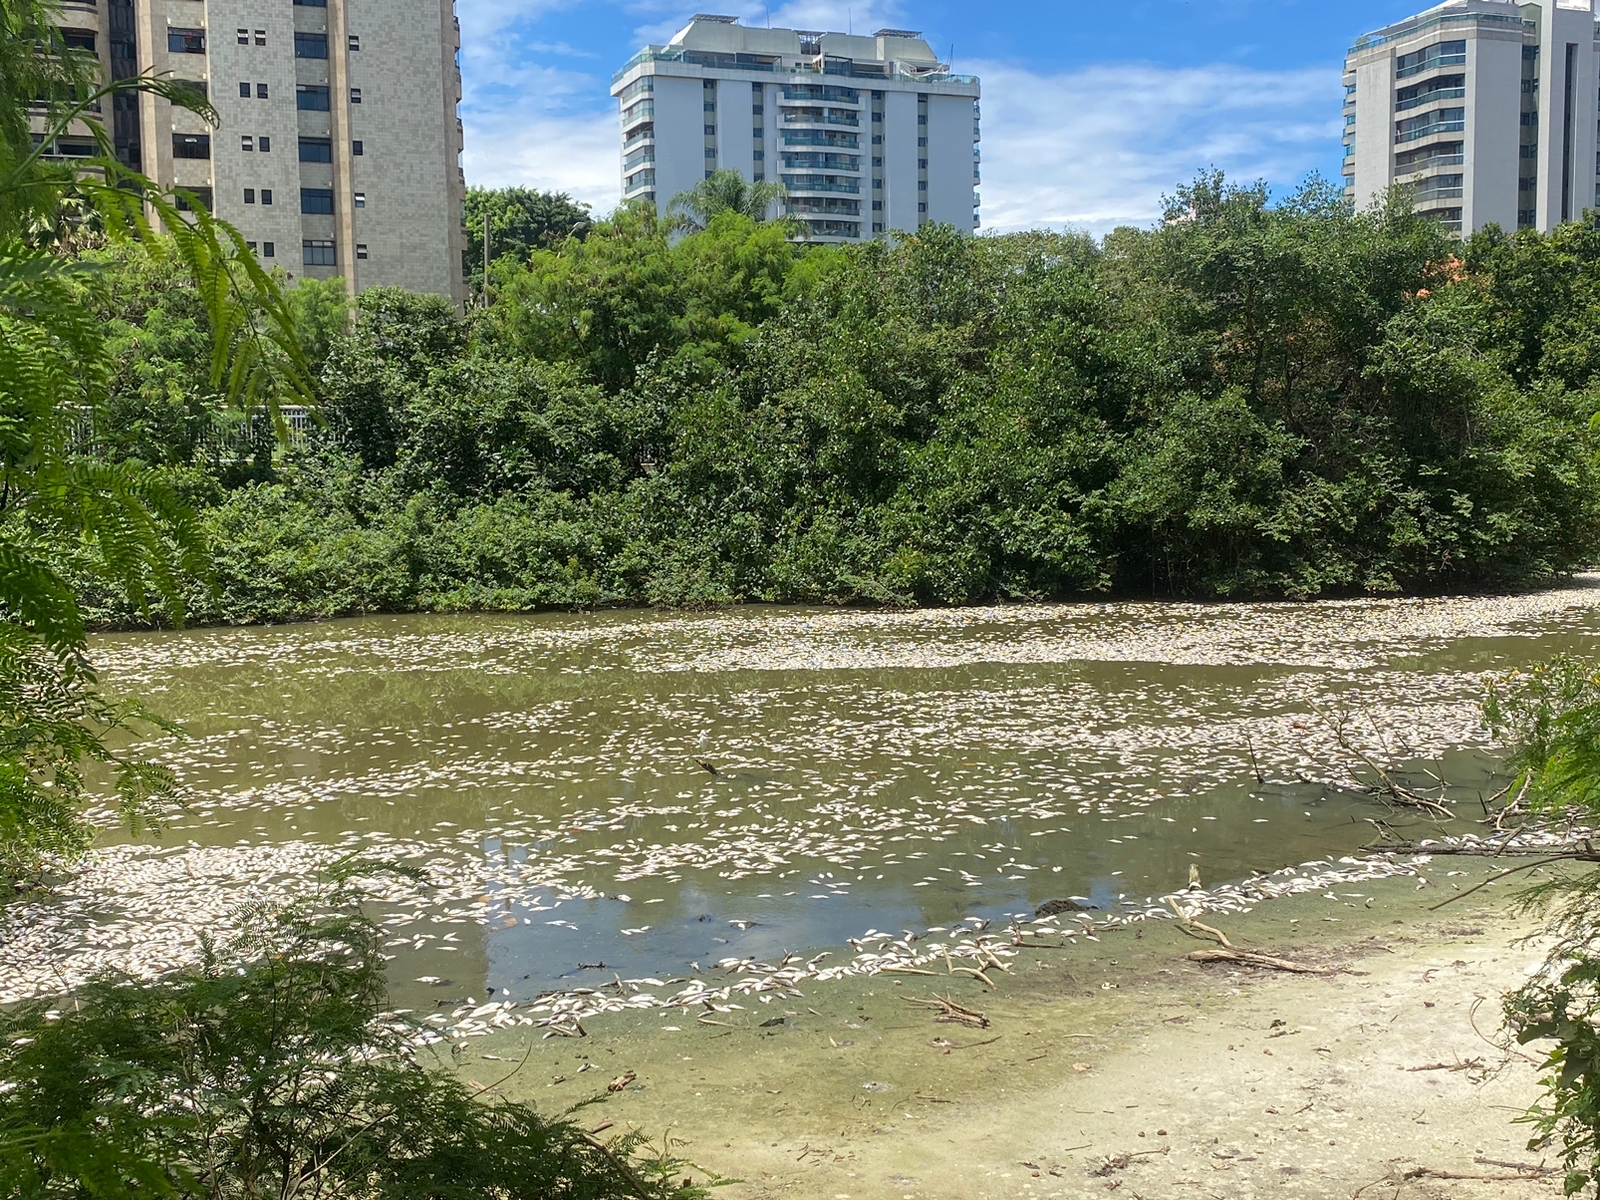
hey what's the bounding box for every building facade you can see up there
[611,15,981,241]
[37,0,468,303]
[1344,0,1600,235]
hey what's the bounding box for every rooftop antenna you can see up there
[849,8,852,34]
[765,4,770,26]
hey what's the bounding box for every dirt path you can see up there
[473,862,1567,1199]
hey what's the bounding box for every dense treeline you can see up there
[65,175,1600,624]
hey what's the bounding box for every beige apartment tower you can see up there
[39,0,468,303]
[1344,0,1600,235]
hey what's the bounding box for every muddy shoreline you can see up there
[454,857,1569,1199]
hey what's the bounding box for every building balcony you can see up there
[781,108,860,128]
[623,126,654,152]
[781,129,860,149]
[781,84,861,106]
[1396,152,1464,172]
[1395,87,1465,112]
[788,197,861,216]
[781,151,860,172]
[781,173,861,195]
[1411,186,1464,204]
[798,218,862,239]
[1395,109,1464,143]
[620,100,654,132]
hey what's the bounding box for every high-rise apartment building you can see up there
[1344,0,1600,234]
[611,15,981,241]
[36,0,468,303]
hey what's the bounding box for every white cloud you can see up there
[972,60,1343,235]
[463,106,620,211]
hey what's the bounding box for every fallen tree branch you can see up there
[1186,948,1328,974]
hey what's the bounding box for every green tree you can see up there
[464,185,592,298]
[666,169,789,233]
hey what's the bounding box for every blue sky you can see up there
[460,0,1436,235]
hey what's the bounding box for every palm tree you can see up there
[665,169,789,233]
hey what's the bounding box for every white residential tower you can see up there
[611,15,982,241]
[1344,0,1600,234]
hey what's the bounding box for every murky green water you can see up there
[9,584,1600,1006]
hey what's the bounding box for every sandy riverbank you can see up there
[452,857,1570,1199]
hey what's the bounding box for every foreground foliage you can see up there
[0,866,710,1199]
[1489,660,1600,1193]
[0,0,314,888]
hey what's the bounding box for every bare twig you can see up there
[1429,853,1599,911]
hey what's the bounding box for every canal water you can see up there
[7,582,1600,1005]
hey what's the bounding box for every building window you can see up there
[872,156,882,167]
[244,187,255,204]
[918,202,928,213]
[873,222,885,233]
[351,140,363,155]
[62,30,96,52]
[236,28,248,45]
[349,87,362,103]
[753,149,764,161]
[297,85,331,111]
[918,114,928,125]
[253,30,265,45]
[347,34,360,50]
[246,241,256,251]
[169,27,205,53]
[241,135,254,151]
[353,191,366,207]
[172,132,210,159]
[262,241,275,257]
[301,187,334,214]
[175,187,212,212]
[918,137,927,147]
[918,158,928,169]
[259,135,271,152]
[298,137,332,162]
[261,188,273,205]
[918,180,928,190]
[704,124,716,135]
[238,81,250,98]
[256,83,268,99]
[293,0,327,6]
[872,199,882,210]
[355,243,368,260]
[303,239,336,266]
[294,31,328,58]
[705,147,716,158]
[872,134,883,145]
[753,171,764,181]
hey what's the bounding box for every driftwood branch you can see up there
[1185,947,1329,974]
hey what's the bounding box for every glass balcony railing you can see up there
[1396,87,1465,111]
[781,174,861,194]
